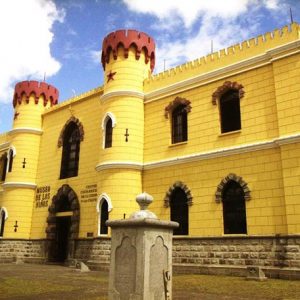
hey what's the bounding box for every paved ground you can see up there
[0,263,299,299]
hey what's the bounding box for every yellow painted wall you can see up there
[1,23,300,240]
[143,148,287,236]
[31,93,102,239]
[273,53,300,136]
[280,143,300,233]
[1,188,35,238]
[144,65,279,162]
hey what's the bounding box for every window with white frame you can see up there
[102,113,116,149]
[0,153,8,181]
[97,194,113,235]
[0,207,8,237]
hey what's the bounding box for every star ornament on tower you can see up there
[107,70,117,83]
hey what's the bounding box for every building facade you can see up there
[0,24,300,278]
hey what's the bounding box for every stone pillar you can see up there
[107,192,178,300]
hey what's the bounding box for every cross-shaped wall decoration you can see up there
[14,221,18,232]
[22,158,26,168]
[124,128,129,142]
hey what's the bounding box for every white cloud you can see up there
[123,0,253,27]
[89,50,101,64]
[122,0,284,72]
[123,0,281,28]
[0,0,64,104]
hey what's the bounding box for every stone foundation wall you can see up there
[0,235,299,279]
[74,237,111,270]
[172,235,300,268]
[0,239,46,263]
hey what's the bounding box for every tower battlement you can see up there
[101,29,155,72]
[145,23,300,91]
[13,80,59,108]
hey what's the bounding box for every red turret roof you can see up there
[13,81,59,108]
[101,29,155,72]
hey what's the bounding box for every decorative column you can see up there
[107,192,178,300]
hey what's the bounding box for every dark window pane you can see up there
[220,90,241,133]
[8,150,13,172]
[0,210,5,236]
[105,118,113,148]
[0,154,8,181]
[60,122,81,179]
[100,200,108,234]
[222,180,247,234]
[172,105,188,143]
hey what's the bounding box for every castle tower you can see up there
[1,81,58,238]
[97,30,155,219]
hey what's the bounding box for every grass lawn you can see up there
[0,264,299,299]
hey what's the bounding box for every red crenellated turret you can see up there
[13,81,59,108]
[101,29,155,72]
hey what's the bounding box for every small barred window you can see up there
[220,90,241,133]
[172,104,188,144]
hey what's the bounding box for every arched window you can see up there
[105,117,113,148]
[220,90,241,133]
[99,199,108,235]
[0,153,8,181]
[8,149,14,172]
[0,208,8,237]
[101,112,116,149]
[170,187,189,235]
[222,180,247,234]
[97,194,112,236]
[60,122,81,179]
[172,104,188,144]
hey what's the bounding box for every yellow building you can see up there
[0,24,300,277]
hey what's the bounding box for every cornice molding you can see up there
[145,40,300,102]
[95,161,143,172]
[275,133,300,145]
[144,133,300,170]
[0,142,10,151]
[96,134,300,171]
[2,182,37,189]
[143,140,276,170]
[100,90,145,102]
[8,128,43,135]
[267,40,300,59]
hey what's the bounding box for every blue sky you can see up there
[0,0,299,133]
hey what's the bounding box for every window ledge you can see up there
[222,233,248,236]
[219,129,241,137]
[169,141,188,148]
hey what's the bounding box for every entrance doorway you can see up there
[55,216,71,262]
[46,184,80,263]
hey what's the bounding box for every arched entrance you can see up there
[46,184,80,262]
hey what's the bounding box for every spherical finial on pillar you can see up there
[130,192,157,219]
